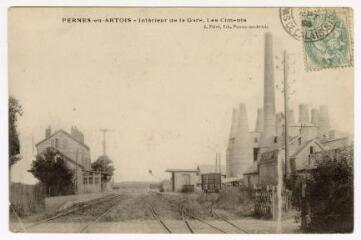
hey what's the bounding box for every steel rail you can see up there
[148,205,172,233]
[79,195,124,233]
[212,211,248,233]
[185,212,227,233]
[27,193,121,229]
[181,210,194,233]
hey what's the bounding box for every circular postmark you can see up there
[300,9,337,42]
[279,8,302,41]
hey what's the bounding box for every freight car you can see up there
[201,173,222,193]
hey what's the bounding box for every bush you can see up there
[302,146,353,233]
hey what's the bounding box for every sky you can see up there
[9,8,354,183]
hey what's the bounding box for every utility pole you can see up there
[283,50,289,180]
[214,152,218,173]
[100,128,114,156]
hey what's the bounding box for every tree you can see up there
[29,147,74,196]
[9,96,23,167]
[91,155,114,182]
[301,146,353,233]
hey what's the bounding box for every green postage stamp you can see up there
[300,8,353,71]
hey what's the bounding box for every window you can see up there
[89,174,93,184]
[254,137,258,143]
[253,148,260,161]
[83,176,88,185]
[94,177,99,184]
[310,146,314,154]
[274,137,278,143]
[55,138,59,148]
[298,137,302,145]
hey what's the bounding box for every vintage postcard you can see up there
[8,7,354,234]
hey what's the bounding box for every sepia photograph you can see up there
[8,7,354,234]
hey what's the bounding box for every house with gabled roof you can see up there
[35,126,102,194]
[243,135,328,187]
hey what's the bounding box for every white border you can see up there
[0,1,359,240]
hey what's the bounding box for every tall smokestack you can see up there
[298,104,310,124]
[276,112,284,137]
[255,108,264,132]
[226,108,239,177]
[229,108,238,138]
[287,109,297,137]
[311,108,319,126]
[231,103,252,177]
[318,105,330,138]
[287,109,296,125]
[260,32,276,147]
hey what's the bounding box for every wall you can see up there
[80,171,102,194]
[244,174,259,188]
[173,172,198,192]
[44,192,107,214]
[259,160,277,185]
[258,151,284,186]
[294,141,324,171]
[10,183,45,216]
[37,131,91,170]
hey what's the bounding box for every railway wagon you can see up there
[201,173,222,193]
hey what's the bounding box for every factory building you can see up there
[226,33,350,184]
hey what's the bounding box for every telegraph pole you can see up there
[100,128,114,156]
[283,50,290,180]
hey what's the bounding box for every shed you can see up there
[165,169,199,192]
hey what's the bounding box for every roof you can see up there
[54,150,85,170]
[289,139,324,158]
[320,136,348,144]
[243,163,258,175]
[165,169,199,173]
[36,129,90,150]
[259,149,279,164]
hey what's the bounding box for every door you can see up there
[182,174,191,185]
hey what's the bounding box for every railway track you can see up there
[20,190,250,233]
[212,210,248,233]
[148,205,172,233]
[25,193,124,232]
[152,191,249,234]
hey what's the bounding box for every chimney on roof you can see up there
[71,126,85,144]
[45,126,51,138]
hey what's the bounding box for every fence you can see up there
[254,186,292,218]
[10,183,45,216]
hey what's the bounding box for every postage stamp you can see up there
[300,8,353,71]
